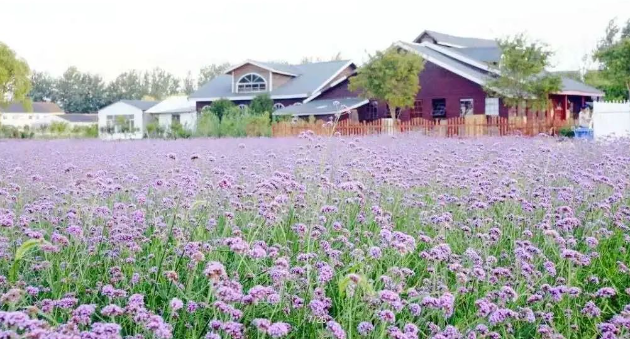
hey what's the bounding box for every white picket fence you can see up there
[593,101,630,139]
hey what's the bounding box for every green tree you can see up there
[182,71,196,95]
[56,67,107,113]
[198,63,230,87]
[29,71,56,102]
[146,68,180,100]
[209,98,235,122]
[0,42,31,109]
[249,94,274,115]
[349,49,424,120]
[594,19,630,99]
[105,70,148,104]
[484,34,561,112]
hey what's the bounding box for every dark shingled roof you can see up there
[1,102,63,113]
[191,60,353,100]
[58,114,98,123]
[273,97,369,117]
[120,100,159,111]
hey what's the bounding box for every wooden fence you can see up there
[272,115,574,138]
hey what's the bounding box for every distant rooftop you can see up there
[414,30,498,48]
[0,101,63,113]
[58,114,98,123]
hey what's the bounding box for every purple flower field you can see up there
[1,135,630,339]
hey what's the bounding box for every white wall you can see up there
[98,102,144,140]
[155,112,197,131]
[0,113,61,128]
[593,101,630,139]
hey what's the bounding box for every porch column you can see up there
[563,95,568,120]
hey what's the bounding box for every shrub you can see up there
[49,121,70,134]
[195,112,222,137]
[168,121,192,139]
[146,121,165,138]
[209,99,235,122]
[250,94,274,116]
[559,126,575,138]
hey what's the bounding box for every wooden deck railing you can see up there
[272,115,574,138]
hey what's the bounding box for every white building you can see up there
[145,96,197,132]
[98,100,158,140]
[0,102,64,128]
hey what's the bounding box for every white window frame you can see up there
[460,98,474,117]
[273,103,285,111]
[485,97,499,116]
[236,73,267,93]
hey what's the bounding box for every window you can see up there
[460,99,474,117]
[172,114,180,124]
[273,103,285,111]
[411,100,423,118]
[106,115,135,133]
[485,98,499,116]
[236,73,267,93]
[365,101,379,121]
[238,104,248,111]
[432,99,446,118]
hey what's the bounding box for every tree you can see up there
[249,94,273,115]
[348,49,424,120]
[198,63,230,87]
[0,42,31,109]
[29,71,57,102]
[300,52,344,64]
[595,18,630,99]
[209,99,235,122]
[56,67,107,113]
[146,68,180,100]
[105,70,147,103]
[182,71,196,95]
[484,34,561,112]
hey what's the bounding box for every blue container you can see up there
[574,127,593,140]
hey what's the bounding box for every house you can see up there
[145,96,197,132]
[98,100,158,140]
[0,102,65,128]
[274,30,604,122]
[189,60,356,112]
[57,114,98,127]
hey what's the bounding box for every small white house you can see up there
[146,96,197,132]
[0,102,64,128]
[98,100,158,140]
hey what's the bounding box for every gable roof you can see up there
[414,30,498,48]
[224,60,300,77]
[396,41,493,86]
[120,100,159,111]
[1,102,63,113]
[273,97,369,117]
[146,96,196,114]
[190,60,354,101]
[57,114,98,123]
[396,41,605,97]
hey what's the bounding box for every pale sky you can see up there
[1,0,628,81]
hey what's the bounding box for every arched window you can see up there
[273,103,285,111]
[238,104,248,111]
[236,73,267,93]
[292,102,302,106]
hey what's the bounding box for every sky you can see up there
[1,0,629,81]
